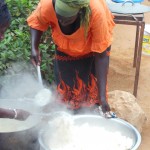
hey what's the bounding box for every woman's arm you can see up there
[94,46,111,113]
[30,27,43,66]
[0,108,14,119]
[0,108,30,120]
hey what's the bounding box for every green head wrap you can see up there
[55,0,90,17]
[55,0,91,37]
[55,0,79,17]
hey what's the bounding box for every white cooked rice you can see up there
[46,116,133,150]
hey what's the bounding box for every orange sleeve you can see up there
[90,0,115,53]
[27,0,52,31]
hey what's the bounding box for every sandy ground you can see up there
[108,1,150,149]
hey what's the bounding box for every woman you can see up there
[0,0,30,120]
[27,0,115,113]
[0,0,11,41]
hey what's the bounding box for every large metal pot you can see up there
[0,99,42,150]
[39,114,141,150]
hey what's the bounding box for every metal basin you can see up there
[39,114,141,150]
[0,99,41,150]
[0,99,41,132]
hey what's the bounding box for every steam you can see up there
[0,62,42,99]
[0,62,74,150]
[0,62,97,113]
[0,61,73,114]
[0,62,138,150]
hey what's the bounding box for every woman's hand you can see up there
[31,48,41,66]
[15,109,31,121]
[101,101,110,113]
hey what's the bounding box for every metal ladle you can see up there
[37,65,43,86]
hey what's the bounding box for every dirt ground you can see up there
[108,1,150,149]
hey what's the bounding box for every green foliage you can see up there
[0,0,55,83]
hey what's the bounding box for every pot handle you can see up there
[122,0,135,6]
